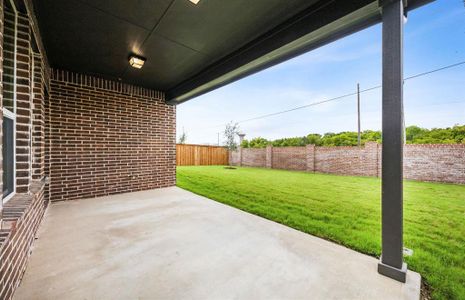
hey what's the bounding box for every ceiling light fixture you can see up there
[189,0,200,4]
[129,55,146,69]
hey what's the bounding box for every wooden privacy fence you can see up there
[176,144,229,166]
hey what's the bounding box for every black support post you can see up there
[378,0,407,282]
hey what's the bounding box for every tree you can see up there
[248,137,269,148]
[240,139,250,148]
[405,126,427,143]
[272,137,306,147]
[178,128,187,144]
[306,133,322,146]
[361,130,381,144]
[451,125,465,143]
[223,121,240,151]
[321,131,358,146]
[240,124,464,148]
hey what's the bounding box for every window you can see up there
[2,0,17,202]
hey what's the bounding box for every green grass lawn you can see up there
[177,166,465,300]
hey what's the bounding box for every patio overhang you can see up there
[30,0,436,285]
[33,0,432,104]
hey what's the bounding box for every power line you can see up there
[404,60,465,80]
[190,59,465,131]
[189,99,465,141]
[236,85,383,124]
[236,60,465,125]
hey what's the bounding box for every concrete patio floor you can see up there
[14,187,420,300]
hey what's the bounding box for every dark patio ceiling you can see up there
[34,0,431,104]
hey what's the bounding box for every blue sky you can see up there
[177,0,465,145]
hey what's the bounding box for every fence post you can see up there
[239,147,243,167]
[266,145,273,168]
[365,142,379,177]
[306,144,315,172]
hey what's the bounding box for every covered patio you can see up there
[15,187,420,299]
[0,0,435,298]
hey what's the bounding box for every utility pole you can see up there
[357,83,361,147]
[217,132,220,146]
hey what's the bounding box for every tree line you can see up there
[240,125,465,148]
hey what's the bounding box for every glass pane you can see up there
[3,117,14,197]
[2,6,16,112]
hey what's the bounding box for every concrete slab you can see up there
[14,187,421,300]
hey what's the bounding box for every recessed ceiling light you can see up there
[189,0,200,4]
[129,55,146,69]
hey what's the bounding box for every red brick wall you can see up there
[44,78,51,204]
[230,150,240,165]
[0,3,176,297]
[315,142,379,177]
[47,69,176,202]
[404,144,465,183]
[31,53,45,182]
[265,145,272,168]
[306,144,315,172]
[0,184,45,299]
[241,148,266,167]
[272,146,307,171]
[0,4,48,299]
[232,142,465,184]
[14,13,32,194]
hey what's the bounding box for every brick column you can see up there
[365,142,379,177]
[306,144,315,172]
[238,147,243,166]
[265,145,273,168]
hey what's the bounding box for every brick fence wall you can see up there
[403,144,465,183]
[241,148,266,167]
[232,142,465,184]
[315,142,379,177]
[272,146,307,171]
[230,150,240,165]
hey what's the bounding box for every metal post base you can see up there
[378,257,407,283]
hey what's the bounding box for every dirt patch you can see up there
[420,281,432,300]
